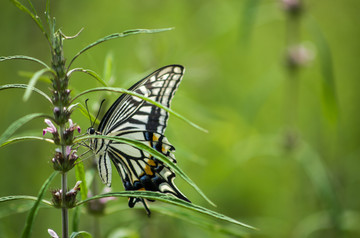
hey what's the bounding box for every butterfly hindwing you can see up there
[106,131,189,202]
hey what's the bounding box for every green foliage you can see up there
[75,134,215,207]
[71,87,208,132]
[22,172,58,238]
[0,113,50,146]
[1,0,359,237]
[78,191,254,229]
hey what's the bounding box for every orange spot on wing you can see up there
[147,159,156,166]
[144,165,153,176]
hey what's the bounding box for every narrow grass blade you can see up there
[22,172,58,238]
[72,206,80,232]
[75,162,88,201]
[67,28,173,70]
[0,55,51,70]
[70,231,92,238]
[294,141,341,228]
[0,113,50,148]
[307,17,339,124]
[0,195,52,206]
[0,84,52,103]
[0,136,54,148]
[23,68,52,101]
[74,135,215,206]
[9,0,49,42]
[67,68,108,87]
[77,103,100,125]
[239,0,260,46]
[19,71,52,83]
[103,52,114,83]
[151,205,250,237]
[78,191,255,230]
[71,87,207,133]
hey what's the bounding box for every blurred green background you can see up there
[1,0,360,237]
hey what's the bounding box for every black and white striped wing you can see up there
[98,65,184,135]
[93,65,190,211]
[107,131,190,205]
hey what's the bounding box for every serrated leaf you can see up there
[67,28,173,70]
[70,231,92,238]
[78,191,255,230]
[0,113,50,148]
[23,68,52,101]
[74,135,214,206]
[71,87,207,133]
[67,68,108,87]
[0,55,50,69]
[0,84,52,102]
[0,136,54,148]
[22,172,58,238]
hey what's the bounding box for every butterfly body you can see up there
[88,65,190,214]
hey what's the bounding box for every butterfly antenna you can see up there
[93,99,106,128]
[85,99,92,126]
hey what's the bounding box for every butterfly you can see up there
[87,65,190,215]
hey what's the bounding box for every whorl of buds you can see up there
[51,181,82,209]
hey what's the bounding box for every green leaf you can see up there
[70,231,92,238]
[151,205,250,237]
[71,87,207,133]
[74,135,214,206]
[23,68,53,101]
[0,55,51,70]
[9,0,49,43]
[72,206,81,233]
[103,52,114,83]
[22,172,58,238]
[0,195,52,207]
[240,0,260,46]
[0,84,52,103]
[19,71,52,83]
[78,191,256,230]
[67,68,108,87]
[0,113,50,148]
[0,136,54,148]
[77,103,100,125]
[67,28,173,70]
[0,199,50,219]
[75,162,88,201]
[307,17,339,124]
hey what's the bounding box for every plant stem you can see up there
[61,171,69,238]
[60,127,69,238]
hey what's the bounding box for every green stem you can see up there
[60,127,69,238]
[61,172,68,238]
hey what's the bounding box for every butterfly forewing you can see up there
[91,65,190,212]
[99,65,184,135]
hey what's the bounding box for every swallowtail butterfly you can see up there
[87,65,190,215]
